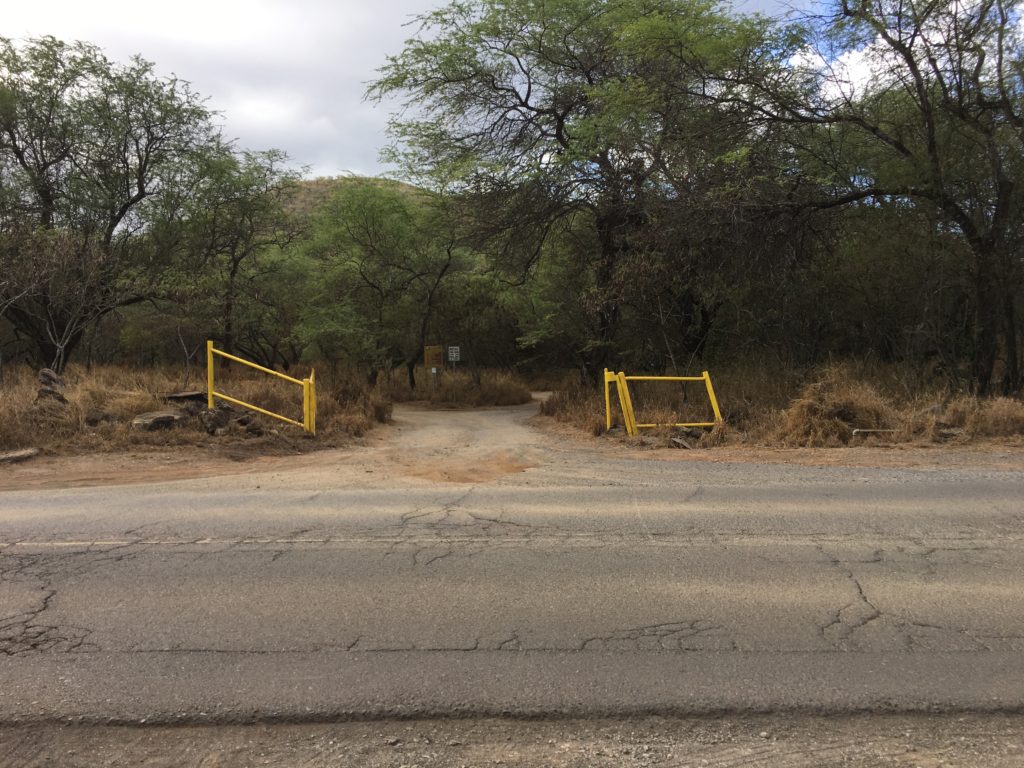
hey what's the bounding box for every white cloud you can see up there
[4,0,436,178]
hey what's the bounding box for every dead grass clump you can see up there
[777,365,898,447]
[371,397,394,423]
[966,397,1024,437]
[539,385,606,436]
[0,367,42,450]
[698,422,729,448]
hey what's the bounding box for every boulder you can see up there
[200,405,233,435]
[131,410,185,431]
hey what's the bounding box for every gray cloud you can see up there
[6,0,812,180]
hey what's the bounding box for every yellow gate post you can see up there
[702,370,723,425]
[604,369,615,432]
[206,340,215,411]
[616,372,639,437]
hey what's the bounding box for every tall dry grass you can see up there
[0,363,534,455]
[537,361,1024,448]
[0,363,390,454]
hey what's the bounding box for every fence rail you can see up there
[206,341,316,435]
[604,369,722,437]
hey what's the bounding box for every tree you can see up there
[718,0,1024,392]
[172,144,303,368]
[0,36,219,370]
[370,0,778,381]
[301,179,464,387]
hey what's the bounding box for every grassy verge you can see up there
[0,364,533,455]
[540,362,1024,448]
[0,364,392,454]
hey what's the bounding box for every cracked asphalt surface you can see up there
[1,402,1024,732]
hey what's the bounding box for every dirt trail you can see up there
[2,400,1022,492]
[0,403,551,491]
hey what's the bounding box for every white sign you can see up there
[447,346,461,362]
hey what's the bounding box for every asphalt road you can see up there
[2,403,1024,724]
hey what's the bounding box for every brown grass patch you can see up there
[539,385,606,436]
[0,363,386,455]
[536,360,1024,449]
[965,397,1024,437]
[777,365,898,447]
[385,369,532,408]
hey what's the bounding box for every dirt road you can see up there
[3,400,1021,492]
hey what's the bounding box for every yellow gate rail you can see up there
[604,369,722,437]
[206,341,316,435]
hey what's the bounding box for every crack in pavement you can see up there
[580,620,736,652]
[0,587,97,656]
[0,540,155,657]
[380,489,579,569]
[815,543,1024,652]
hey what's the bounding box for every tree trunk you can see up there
[1003,287,1021,394]
[972,247,1001,395]
[580,205,630,384]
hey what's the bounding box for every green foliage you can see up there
[0,36,219,370]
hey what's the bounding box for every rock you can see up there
[670,437,694,449]
[200,405,233,435]
[0,448,40,464]
[244,423,265,437]
[35,386,68,404]
[85,411,114,427]
[38,368,66,390]
[131,410,184,431]
[384,737,401,746]
[165,392,208,416]
[165,390,206,402]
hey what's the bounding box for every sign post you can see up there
[447,345,461,368]
[424,345,443,390]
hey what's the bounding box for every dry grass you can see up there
[958,396,1024,438]
[539,384,607,436]
[0,363,387,455]
[777,364,898,447]
[384,368,533,408]
[537,361,1024,449]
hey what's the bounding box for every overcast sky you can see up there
[5,0,805,180]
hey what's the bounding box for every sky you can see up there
[4,0,805,180]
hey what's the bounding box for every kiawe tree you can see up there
[722,0,1024,392]
[175,144,302,368]
[301,179,464,388]
[0,36,218,371]
[370,0,778,381]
